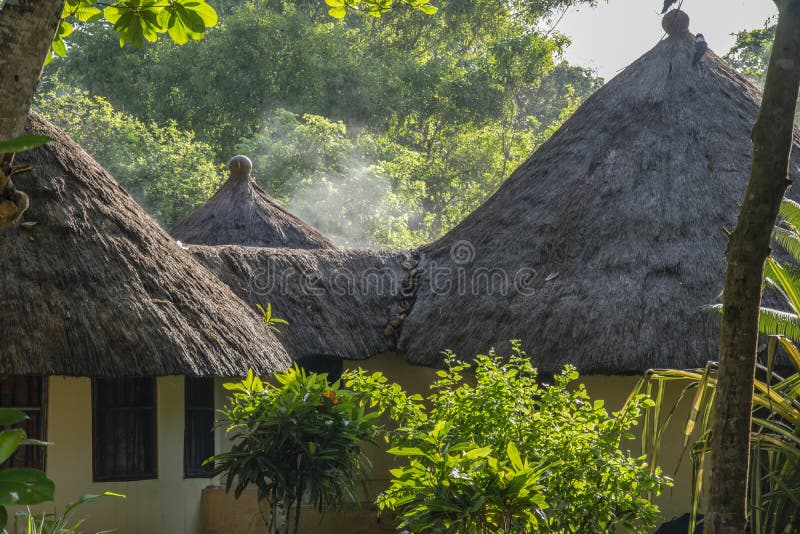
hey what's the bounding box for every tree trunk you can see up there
[0,0,64,142]
[706,2,800,533]
[0,0,64,227]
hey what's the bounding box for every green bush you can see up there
[345,344,671,533]
[210,367,381,534]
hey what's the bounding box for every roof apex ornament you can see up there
[662,9,690,36]
[228,154,252,179]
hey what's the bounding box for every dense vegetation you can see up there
[37,0,601,247]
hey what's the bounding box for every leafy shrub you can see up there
[210,367,381,534]
[345,344,671,533]
[10,492,124,534]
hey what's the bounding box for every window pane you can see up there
[93,377,156,481]
[184,377,214,477]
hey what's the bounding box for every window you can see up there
[92,377,156,481]
[0,376,46,469]
[295,355,343,383]
[184,377,215,477]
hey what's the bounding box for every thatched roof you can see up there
[188,245,411,361]
[398,28,800,374]
[169,156,334,248]
[0,113,291,377]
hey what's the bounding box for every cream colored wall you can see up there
[580,375,696,523]
[31,376,215,534]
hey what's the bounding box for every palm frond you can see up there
[778,198,800,230]
[773,226,800,264]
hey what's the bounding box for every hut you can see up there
[0,113,290,534]
[169,155,334,249]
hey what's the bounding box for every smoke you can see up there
[239,108,425,250]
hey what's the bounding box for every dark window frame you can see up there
[0,375,48,470]
[92,377,158,482]
[184,377,215,479]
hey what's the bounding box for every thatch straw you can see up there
[169,157,333,249]
[398,32,800,374]
[0,113,291,377]
[189,245,409,361]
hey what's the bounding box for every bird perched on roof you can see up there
[661,0,679,14]
[693,34,708,67]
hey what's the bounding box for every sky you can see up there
[556,0,778,80]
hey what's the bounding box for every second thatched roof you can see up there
[188,245,412,361]
[169,156,334,249]
[0,113,290,377]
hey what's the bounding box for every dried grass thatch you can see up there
[0,113,290,377]
[189,245,411,361]
[169,158,333,249]
[398,31,800,374]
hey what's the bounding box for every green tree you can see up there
[45,0,600,244]
[34,85,224,226]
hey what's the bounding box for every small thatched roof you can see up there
[169,155,334,248]
[398,26,800,374]
[189,245,411,361]
[0,113,291,377]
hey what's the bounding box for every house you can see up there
[0,113,289,533]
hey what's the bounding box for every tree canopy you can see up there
[41,0,601,246]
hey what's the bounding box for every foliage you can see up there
[725,19,776,86]
[657,198,800,533]
[49,0,219,65]
[0,409,54,531]
[725,18,799,122]
[323,0,438,18]
[256,303,288,334]
[345,345,670,533]
[0,136,51,155]
[636,352,800,534]
[9,492,125,534]
[45,0,601,246]
[210,367,381,534]
[34,86,224,226]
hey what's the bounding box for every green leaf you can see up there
[0,409,29,426]
[328,6,347,18]
[507,441,523,470]
[0,135,51,154]
[0,505,6,531]
[0,430,25,464]
[183,1,218,26]
[71,5,103,22]
[0,468,55,506]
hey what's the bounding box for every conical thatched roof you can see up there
[398,27,800,374]
[188,245,411,361]
[169,156,334,248]
[0,113,291,377]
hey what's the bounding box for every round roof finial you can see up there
[228,155,252,179]
[662,9,690,36]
